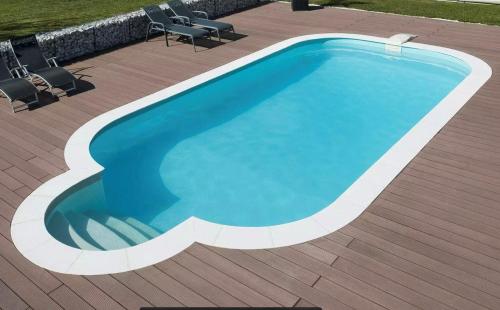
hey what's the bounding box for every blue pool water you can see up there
[46,38,469,250]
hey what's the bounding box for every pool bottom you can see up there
[11,34,491,275]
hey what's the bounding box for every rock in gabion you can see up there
[238,0,259,10]
[186,0,215,18]
[215,0,238,16]
[41,24,95,61]
[94,15,130,51]
[128,11,150,41]
[0,0,260,65]
[0,41,19,70]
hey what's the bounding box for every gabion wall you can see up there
[0,0,259,67]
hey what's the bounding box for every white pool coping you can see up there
[11,33,491,275]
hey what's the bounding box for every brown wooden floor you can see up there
[1,2,500,309]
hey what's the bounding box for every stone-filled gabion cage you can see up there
[0,0,260,65]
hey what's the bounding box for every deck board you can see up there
[1,2,500,309]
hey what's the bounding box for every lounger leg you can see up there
[216,29,221,42]
[70,80,77,92]
[165,31,169,47]
[145,23,151,42]
[9,99,16,113]
[49,86,55,98]
[191,36,196,52]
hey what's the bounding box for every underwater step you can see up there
[65,211,131,250]
[120,216,161,239]
[85,210,150,245]
[49,211,101,250]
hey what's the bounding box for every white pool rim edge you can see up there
[11,33,492,275]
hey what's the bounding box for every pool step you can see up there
[120,216,161,239]
[65,211,131,250]
[48,211,102,251]
[85,211,150,245]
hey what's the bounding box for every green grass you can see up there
[313,0,500,26]
[0,0,163,41]
[0,0,499,41]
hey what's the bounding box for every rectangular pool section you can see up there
[11,34,491,275]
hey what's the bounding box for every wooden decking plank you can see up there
[272,246,433,310]
[322,231,354,247]
[53,274,125,310]
[0,256,62,310]
[112,272,183,307]
[312,236,490,309]
[294,298,318,307]
[411,156,500,190]
[49,285,94,310]
[0,169,24,191]
[0,113,66,150]
[245,249,320,286]
[350,218,500,291]
[0,136,35,161]
[291,243,338,265]
[3,167,41,192]
[0,198,15,221]
[332,257,453,310]
[0,279,28,310]
[369,202,500,258]
[0,182,23,207]
[85,275,152,310]
[313,277,386,310]
[14,186,33,199]
[380,191,500,240]
[403,166,500,205]
[1,130,68,169]
[398,172,500,211]
[135,266,213,307]
[361,212,500,275]
[341,225,500,299]
[0,146,49,180]
[187,244,299,306]
[208,246,353,310]
[347,238,500,310]
[172,251,280,307]
[0,234,61,293]
[156,259,247,307]
[391,178,500,223]
[27,157,64,177]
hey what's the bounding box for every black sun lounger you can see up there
[9,35,76,96]
[167,0,234,42]
[143,5,210,52]
[0,57,38,112]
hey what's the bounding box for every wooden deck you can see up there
[1,2,500,309]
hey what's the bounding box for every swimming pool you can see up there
[11,34,491,275]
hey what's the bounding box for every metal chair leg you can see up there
[70,80,77,92]
[9,99,16,113]
[191,36,196,52]
[145,23,151,42]
[216,29,221,42]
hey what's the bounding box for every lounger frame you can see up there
[175,11,235,42]
[8,39,77,97]
[145,16,208,52]
[0,64,39,112]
